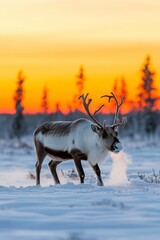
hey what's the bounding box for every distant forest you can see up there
[0,56,160,140]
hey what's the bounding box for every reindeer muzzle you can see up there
[111,141,123,153]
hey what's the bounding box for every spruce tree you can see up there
[137,56,158,137]
[120,77,128,103]
[73,66,86,111]
[138,56,157,112]
[41,86,49,114]
[12,71,26,140]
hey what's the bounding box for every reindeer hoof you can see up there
[97,180,104,186]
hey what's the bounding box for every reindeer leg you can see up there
[73,159,85,183]
[48,160,62,184]
[91,164,103,186]
[35,162,41,186]
[35,141,46,186]
[70,149,86,184]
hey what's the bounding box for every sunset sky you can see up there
[0,0,160,113]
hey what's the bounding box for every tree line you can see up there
[9,55,160,140]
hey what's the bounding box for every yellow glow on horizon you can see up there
[0,0,160,113]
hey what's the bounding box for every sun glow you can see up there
[0,0,160,114]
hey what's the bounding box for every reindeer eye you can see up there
[102,131,108,139]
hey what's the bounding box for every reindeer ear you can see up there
[111,125,117,130]
[91,124,101,134]
[111,126,118,136]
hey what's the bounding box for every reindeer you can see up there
[33,92,127,186]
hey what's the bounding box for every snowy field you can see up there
[0,136,160,240]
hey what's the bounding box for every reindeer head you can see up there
[79,92,127,154]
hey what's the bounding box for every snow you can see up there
[0,137,160,240]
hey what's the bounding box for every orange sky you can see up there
[0,0,160,114]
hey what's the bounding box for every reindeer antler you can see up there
[78,93,104,129]
[101,92,127,128]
